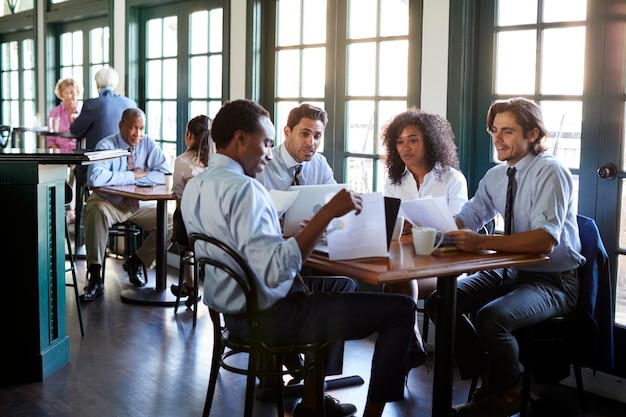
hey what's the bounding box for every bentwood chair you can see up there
[0,125,10,149]
[467,215,614,416]
[190,233,328,417]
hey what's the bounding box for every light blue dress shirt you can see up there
[86,133,170,205]
[256,143,336,191]
[456,152,584,272]
[181,153,303,314]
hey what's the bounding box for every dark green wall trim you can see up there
[446,0,481,194]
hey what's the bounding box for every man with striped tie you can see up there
[425,97,584,417]
[256,103,336,191]
[82,108,172,300]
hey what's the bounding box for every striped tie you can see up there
[292,164,303,186]
[126,147,139,212]
[504,167,517,235]
[503,167,517,286]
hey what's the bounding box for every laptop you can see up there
[283,184,348,237]
[314,196,401,255]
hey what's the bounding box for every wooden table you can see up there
[93,184,177,306]
[306,235,549,417]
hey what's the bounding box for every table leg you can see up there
[432,274,458,417]
[120,200,181,306]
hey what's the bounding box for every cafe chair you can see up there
[102,221,146,283]
[172,242,199,324]
[468,215,614,416]
[64,183,84,336]
[190,233,328,417]
[0,125,10,149]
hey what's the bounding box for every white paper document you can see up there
[325,192,388,260]
[400,195,458,232]
[269,189,299,218]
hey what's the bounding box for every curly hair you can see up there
[382,108,459,185]
[186,115,213,168]
[211,99,271,150]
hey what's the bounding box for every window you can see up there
[268,0,420,193]
[57,19,110,100]
[138,0,226,167]
[0,35,35,128]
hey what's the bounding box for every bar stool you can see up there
[102,221,146,283]
[64,183,84,336]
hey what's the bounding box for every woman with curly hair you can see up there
[382,108,468,369]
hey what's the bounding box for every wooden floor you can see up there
[1,253,626,416]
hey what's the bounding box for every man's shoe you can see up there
[123,255,146,287]
[293,395,357,417]
[452,392,521,417]
[81,264,103,301]
[81,281,103,301]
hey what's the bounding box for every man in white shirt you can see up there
[256,103,336,190]
[182,99,414,417]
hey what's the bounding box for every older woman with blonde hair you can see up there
[47,77,82,152]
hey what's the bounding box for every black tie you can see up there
[126,147,139,212]
[292,164,303,186]
[504,167,517,235]
[503,167,516,287]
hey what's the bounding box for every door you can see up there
[473,0,626,375]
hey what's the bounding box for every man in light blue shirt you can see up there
[426,97,584,417]
[182,99,414,417]
[256,103,336,191]
[82,108,172,300]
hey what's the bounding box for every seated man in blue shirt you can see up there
[426,97,584,417]
[181,99,415,417]
[256,103,336,190]
[82,107,173,300]
[256,103,351,383]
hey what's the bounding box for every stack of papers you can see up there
[400,196,458,232]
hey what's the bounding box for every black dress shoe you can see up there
[81,280,103,301]
[123,255,146,287]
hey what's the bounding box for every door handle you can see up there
[597,163,617,180]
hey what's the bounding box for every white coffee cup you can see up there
[412,226,445,255]
[391,216,404,240]
[164,173,173,190]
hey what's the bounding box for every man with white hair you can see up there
[71,67,137,149]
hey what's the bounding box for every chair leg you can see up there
[203,310,224,417]
[274,354,286,417]
[244,350,259,417]
[574,363,587,413]
[174,252,185,314]
[65,219,84,336]
[467,377,478,402]
[421,304,430,350]
[520,327,534,417]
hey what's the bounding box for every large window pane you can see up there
[540,100,582,169]
[276,49,301,98]
[541,27,585,95]
[378,40,408,96]
[543,0,587,23]
[301,47,326,97]
[346,100,375,154]
[347,43,376,96]
[348,0,377,39]
[495,30,536,95]
[302,0,326,44]
[497,0,538,26]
